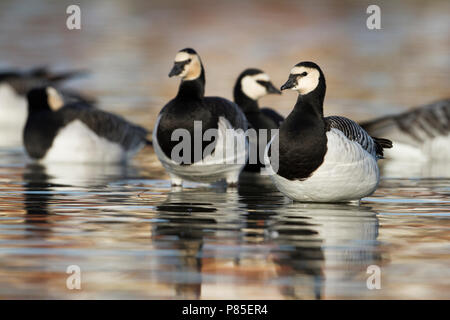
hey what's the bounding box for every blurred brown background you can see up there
[0,0,448,129]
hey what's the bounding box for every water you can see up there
[0,149,449,299]
[0,0,449,299]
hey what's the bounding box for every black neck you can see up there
[234,88,259,113]
[281,86,327,138]
[293,89,325,118]
[175,69,205,100]
[27,90,53,114]
[276,86,328,180]
[28,102,51,114]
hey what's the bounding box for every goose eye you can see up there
[300,72,307,76]
[256,80,267,86]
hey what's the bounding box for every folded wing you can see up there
[326,116,392,158]
[60,103,149,151]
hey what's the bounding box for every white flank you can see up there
[380,157,450,178]
[266,128,380,202]
[153,115,247,185]
[384,134,450,161]
[0,83,27,146]
[42,119,140,163]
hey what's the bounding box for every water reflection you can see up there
[21,161,142,240]
[23,164,52,215]
[152,188,227,299]
[237,172,285,243]
[22,164,53,242]
[28,162,140,188]
[146,176,383,299]
[269,203,380,299]
[0,158,446,298]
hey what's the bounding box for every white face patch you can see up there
[289,66,320,95]
[174,51,190,62]
[241,73,271,100]
[46,87,64,111]
[173,52,202,80]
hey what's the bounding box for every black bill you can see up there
[280,74,298,91]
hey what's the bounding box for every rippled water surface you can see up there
[1,149,449,299]
[0,0,449,299]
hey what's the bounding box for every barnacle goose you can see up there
[233,68,283,172]
[0,66,92,146]
[24,87,150,163]
[265,61,392,202]
[153,48,248,187]
[361,99,450,160]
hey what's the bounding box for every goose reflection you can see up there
[236,173,285,242]
[22,162,140,233]
[269,202,381,299]
[152,187,240,299]
[237,176,381,299]
[34,162,139,187]
[22,163,54,238]
[20,162,147,297]
[237,177,324,299]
